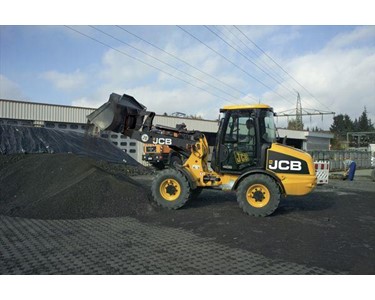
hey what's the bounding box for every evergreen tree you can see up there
[330,114,353,140]
[343,115,354,132]
[353,118,359,131]
[287,118,303,130]
[357,106,374,131]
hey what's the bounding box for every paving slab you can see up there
[0,215,337,275]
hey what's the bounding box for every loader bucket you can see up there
[87,93,147,133]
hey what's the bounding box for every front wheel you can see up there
[236,174,281,217]
[151,169,191,209]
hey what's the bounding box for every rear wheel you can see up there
[236,174,280,217]
[151,169,191,209]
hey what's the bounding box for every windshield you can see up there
[263,111,277,143]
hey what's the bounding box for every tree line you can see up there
[329,107,375,149]
[286,107,374,149]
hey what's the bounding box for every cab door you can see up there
[213,110,260,174]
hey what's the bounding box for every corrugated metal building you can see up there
[277,129,334,151]
[0,99,94,126]
[0,99,333,163]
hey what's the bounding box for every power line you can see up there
[277,93,335,121]
[233,25,333,112]
[64,26,237,105]
[222,25,319,111]
[277,108,335,116]
[221,25,299,99]
[90,26,241,103]
[116,25,257,102]
[222,26,288,84]
[177,25,296,106]
[205,25,298,101]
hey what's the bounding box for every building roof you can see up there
[277,128,334,140]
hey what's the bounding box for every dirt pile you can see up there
[0,153,155,219]
[0,124,139,165]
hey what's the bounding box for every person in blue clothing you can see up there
[342,158,356,181]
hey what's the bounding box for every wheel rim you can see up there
[160,179,181,201]
[246,184,270,208]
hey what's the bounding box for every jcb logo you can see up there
[268,160,302,171]
[153,138,172,145]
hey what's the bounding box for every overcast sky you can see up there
[1,5,374,130]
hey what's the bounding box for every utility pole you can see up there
[276,92,335,130]
[296,92,303,130]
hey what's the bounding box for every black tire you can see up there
[236,174,281,217]
[151,169,191,209]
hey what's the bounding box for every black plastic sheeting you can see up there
[0,125,140,166]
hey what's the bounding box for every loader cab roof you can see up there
[220,104,272,112]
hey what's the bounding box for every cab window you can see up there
[221,112,256,171]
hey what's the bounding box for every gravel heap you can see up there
[0,124,140,165]
[0,153,155,219]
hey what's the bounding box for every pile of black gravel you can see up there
[0,153,155,219]
[0,124,140,165]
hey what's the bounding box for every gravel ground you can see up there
[0,153,374,274]
[134,175,375,274]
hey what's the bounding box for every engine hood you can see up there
[266,143,315,176]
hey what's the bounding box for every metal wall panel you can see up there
[0,99,95,123]
[306,136,331,151]
[153,115,219,133]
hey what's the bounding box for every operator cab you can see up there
[211,104,277,174]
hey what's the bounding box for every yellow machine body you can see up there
[181,136,316,196]
[88,93,318,217]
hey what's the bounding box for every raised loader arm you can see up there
[87,93,204,158]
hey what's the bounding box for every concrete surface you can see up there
[330,168,373,178]
[0,215,335,275]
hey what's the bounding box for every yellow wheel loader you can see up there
[88,93,317,217]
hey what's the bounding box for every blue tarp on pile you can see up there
[0,125,139,166]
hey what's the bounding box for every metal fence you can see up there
[309,150,372,170]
